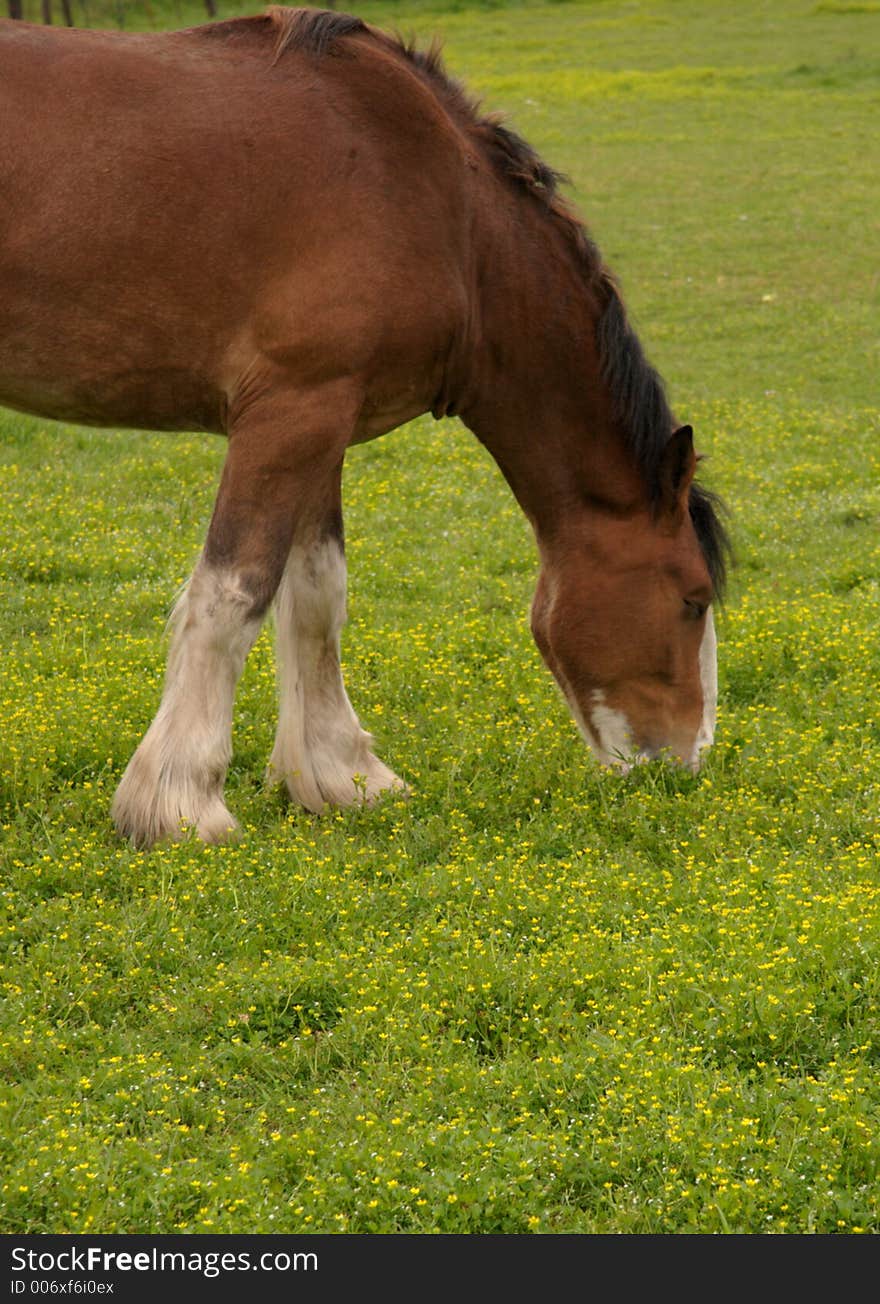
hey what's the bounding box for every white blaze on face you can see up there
[549,675,636,772]
[588,688,643,773]
[560,609,717,776]
[690,606,717,771]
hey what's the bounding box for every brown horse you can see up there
[0,7,728,848]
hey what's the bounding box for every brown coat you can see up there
[0,9,726,846]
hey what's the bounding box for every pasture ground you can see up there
[1,0,879,1234]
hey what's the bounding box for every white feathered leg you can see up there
[268,534,405,811]
[112,563,262,847]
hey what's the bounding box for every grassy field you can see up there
[1,0,879,1235]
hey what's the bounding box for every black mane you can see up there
[264,6,730,595]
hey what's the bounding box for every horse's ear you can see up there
[659,424,696,508]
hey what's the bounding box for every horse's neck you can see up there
[458,199,644,535]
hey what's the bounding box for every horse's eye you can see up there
[684,598,708,620]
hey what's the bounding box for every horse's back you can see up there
[0,14,472,434]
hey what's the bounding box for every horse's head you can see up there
[530,425,725,775]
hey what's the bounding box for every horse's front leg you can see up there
[110,381,360,849]
[267,525,406,812]
[111,560,263,848]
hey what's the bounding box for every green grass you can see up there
[2,0,879,1234]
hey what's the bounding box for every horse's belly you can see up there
[0,366,223,433]
[0,252,228,431]
[0,299,224,432]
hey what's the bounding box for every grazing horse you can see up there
[0,7,728,848]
